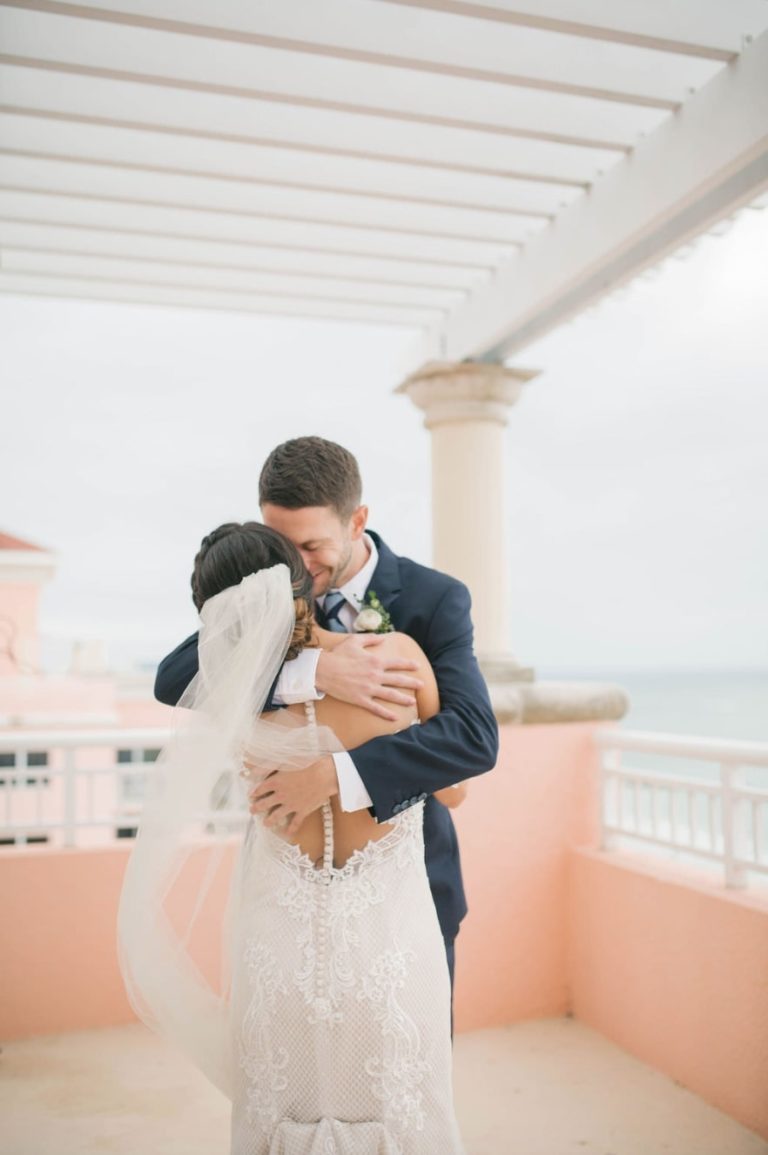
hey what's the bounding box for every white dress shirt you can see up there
[273,534,380,813]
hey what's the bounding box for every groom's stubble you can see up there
[261,503,370,599]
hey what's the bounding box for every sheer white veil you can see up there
[117,563,342,1099]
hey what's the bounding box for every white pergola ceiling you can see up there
[1,0,767,367]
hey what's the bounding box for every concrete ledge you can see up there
[487,677,630,724]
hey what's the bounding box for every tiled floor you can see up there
[1,1016,766,1154]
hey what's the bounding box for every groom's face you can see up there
[262,503,368,597]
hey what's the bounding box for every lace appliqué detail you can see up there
[275,828,388,1024]
[358,946,430,1138]
[239,941,289,1133]
[267,793,425,1026]
[269,802,423,886]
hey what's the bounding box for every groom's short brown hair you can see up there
[259,436,362,519]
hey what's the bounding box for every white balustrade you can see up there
[0,728,173,847]
[0,728,253,848]
[3,726,768,891]
[597,729,768,889]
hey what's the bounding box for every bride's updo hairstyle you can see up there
[191,521,315,659]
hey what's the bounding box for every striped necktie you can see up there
[322,589,348,632]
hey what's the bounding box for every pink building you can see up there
[0,531,171,848]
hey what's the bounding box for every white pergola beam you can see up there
[0,153,531,249]
[0,62,616,184]
[0,110,579,217]
[0,219,490,289]
[0,270,435,326]
[0,0,732,102]
[1,3,765,334]
[0,246,465,308]
[0,189,510,269]
[386,0,768,58]
[0,8,665,148]
[413,27,768,364]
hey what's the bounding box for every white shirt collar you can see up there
[317,532,379,610]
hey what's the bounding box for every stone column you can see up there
[397,360,538,675]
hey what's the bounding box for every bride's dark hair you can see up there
[191,521,315,659]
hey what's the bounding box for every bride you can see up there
[118,521,466,1154]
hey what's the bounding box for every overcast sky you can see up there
[2,206,767,676]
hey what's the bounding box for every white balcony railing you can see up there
[596,728,768,889]
[0,728,173,847]
[0,727,254,849]
[3,727,768,891]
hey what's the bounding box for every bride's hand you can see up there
[316,635,423,722]
[249,756,339,838]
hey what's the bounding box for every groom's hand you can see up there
[316,635,422,722]
[248,756,338,837]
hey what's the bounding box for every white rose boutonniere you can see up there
[353,590,394,634]
[354,607,384,632]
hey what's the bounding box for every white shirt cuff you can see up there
[273,648,324,705]
[333,752,374,812]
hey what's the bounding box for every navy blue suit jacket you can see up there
[154,531,499,941]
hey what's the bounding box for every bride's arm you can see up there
[396,636,468,810]
[393,634,438,724]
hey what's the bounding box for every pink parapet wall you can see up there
[0,721,603,1041]
[1,720,767,1139]
[2,844,143,1035]
[0,840,237,1039]
[568,846,768,1140]
[452,721,602,1031]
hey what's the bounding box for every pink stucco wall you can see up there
[2,842,145,1034]
[0,839,234,1038]
[567,846,768,1140]
[1,674,117,718]
[116,697,174,728]
[0,721,600,1040]
[0,673,173,726]
[1,721,766,1138]
[451,721,601,1029]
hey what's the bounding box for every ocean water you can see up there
[600,668,768,788]
[540,667,768,739]
[554,666,768,786]
[599,668,768,744]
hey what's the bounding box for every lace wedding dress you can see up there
[228,701,466,1155]
[118,568,465,1155]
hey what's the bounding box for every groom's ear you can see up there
[349,505,369,540]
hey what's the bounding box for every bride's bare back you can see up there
[277,631,438,868]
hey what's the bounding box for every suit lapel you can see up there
[364,530,402,614]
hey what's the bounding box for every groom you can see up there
[154,436,498,1007]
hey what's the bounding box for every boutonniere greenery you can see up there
[352,590,394,634]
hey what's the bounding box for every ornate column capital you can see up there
[396,360,539,428]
